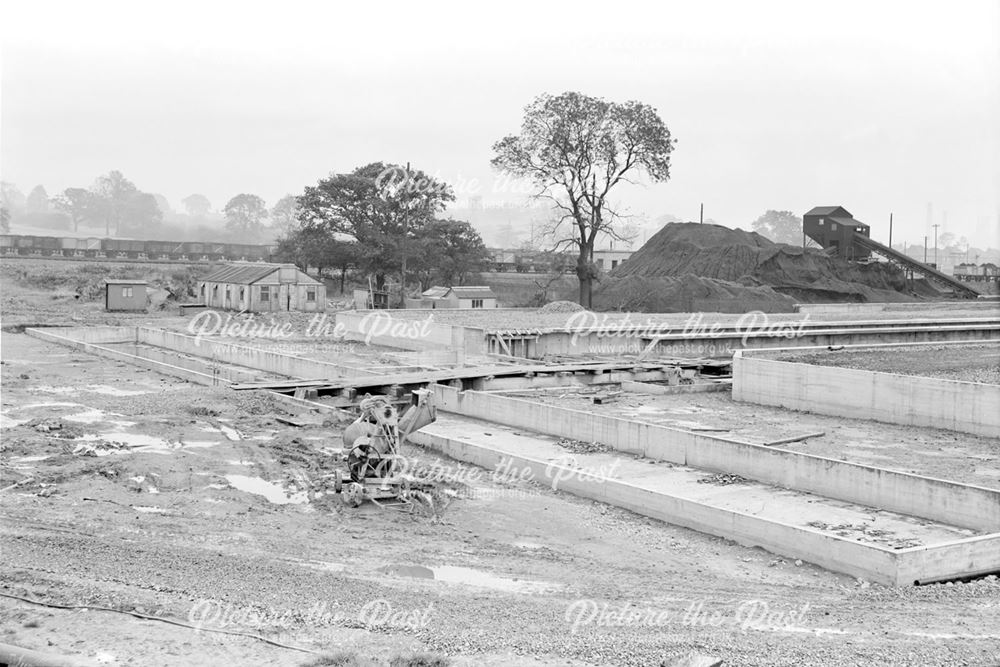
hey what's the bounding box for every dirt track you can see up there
[2,332,1000,666]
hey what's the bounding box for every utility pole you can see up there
[699,203,704,224]
[399,161,411,308]
[932,223,940,267]
[888,213,893,249]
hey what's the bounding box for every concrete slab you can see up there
[410,416,1000,585]
[733,348,1000,438]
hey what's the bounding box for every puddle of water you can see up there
[202,425,241,441]
[85,385,149,397]
[224,475,307,504]
[28,384,147,397]
[29,385,77,395]
[132,506,166,513]
[180,440,220,449]
[513,541,544,549]
[14,455,50,463]
[226,459,253,466]
[381,563,559,593]
[64,409,112,424]
[0,414,30,428]
[18,402,86,409]
[218,425,241,441]
[77,432,176,453]
[290,559,347,574]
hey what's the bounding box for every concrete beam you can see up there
[410,424,1000,585]
[429,384,1000,533]
[732,349,1000,438]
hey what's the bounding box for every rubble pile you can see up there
[594,222,925,312]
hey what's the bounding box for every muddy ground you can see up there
[2,332,1000,666]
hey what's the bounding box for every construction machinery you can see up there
[333,388,437,508]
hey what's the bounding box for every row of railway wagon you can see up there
[953,262,1000,283]
[0,235,278,262]
[488,248,574,273]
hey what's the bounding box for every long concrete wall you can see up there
[896,534,1000,585]
[732,350,1000,438]
[409,427,901,584]
[795,301,1000,316]
[528,325,1000,359]
[136,327,344,380]
[411,426,1000,586]
[25,328,222,385]
[430,385,1000,533]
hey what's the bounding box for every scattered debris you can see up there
[554,438,612,454]
[697,472,749,486]
[763,431,826,446]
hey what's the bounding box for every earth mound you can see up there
[610,222,920,305]
[592,274,796,313]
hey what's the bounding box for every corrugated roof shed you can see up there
[202,264,281,284]
[446,286,496,299]
[422,286,450,299]
[105,279,149,285]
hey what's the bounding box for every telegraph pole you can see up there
[399,161,411,308]
[888,213,893,249]
[932,223,940,267]
[699,203,704,224]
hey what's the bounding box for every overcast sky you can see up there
[2,0,998,247]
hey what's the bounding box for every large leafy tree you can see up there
[298,162,454,291]
[270,194,300,236]
[751,210,803,245]
[119,192,163,235]
[275,226,360,294]
[182,193,212,218]
[223,193,268,241]
[412,219,491,289]
[26,185,49,214]
[0,206,9,233]
[1,182,26,217]
[54,187,100,232]
[92,170,139,235]
[492,91,675,307]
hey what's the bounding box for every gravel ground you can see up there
[778,343,1000,384]
[3,332,1000,666]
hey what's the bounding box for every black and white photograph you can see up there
[1,1,998,665]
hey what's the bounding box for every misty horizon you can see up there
[2,0,998,249]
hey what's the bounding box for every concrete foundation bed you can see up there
[733,346,1000,438]
[411,415,1000,586]
[422,384,1000,584]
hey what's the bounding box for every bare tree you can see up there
[492,92,675,307]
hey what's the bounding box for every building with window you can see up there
[105,279,148,311]
[410,285,498,309]
[803,206,872,260]
[592,249,633,272]
[200,263,325,313]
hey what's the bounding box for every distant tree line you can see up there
[0,175,298,244]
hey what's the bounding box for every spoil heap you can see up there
[596,223,922,311]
